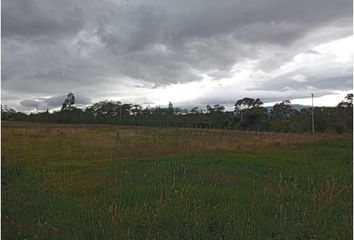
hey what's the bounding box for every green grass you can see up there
[1,122,352,239]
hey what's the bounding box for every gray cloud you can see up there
[18,93,91,111]
[43,94,91,107]
[250,74,353,92]
[2,0,352,109]
[20,99,40,108]
[2,0,85,38]
[304,50,320,55]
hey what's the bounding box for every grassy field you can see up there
[1,122,352,239]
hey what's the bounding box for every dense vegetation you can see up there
[2,94,353,133]
[2,122,352,239]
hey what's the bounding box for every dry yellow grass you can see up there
[2,121,348,167]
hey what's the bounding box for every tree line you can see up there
[2,93,353,133]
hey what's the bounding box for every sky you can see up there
[1,0,353,112]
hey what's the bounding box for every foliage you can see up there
[2,94,352,133]
[61,92,75,111]
[235,97,263,111]
[271,100,298,118]
[337,93,353,108]
[1,105,27,121]
[85,100,123,116]
[237,107,269,131]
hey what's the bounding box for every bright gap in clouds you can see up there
[136,35,352,108]
[290,90,352,107]
[149,80,208,106]
[314,35,353,63]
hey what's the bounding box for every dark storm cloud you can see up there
[20,99,40,108]
[2,0,85,38]
[2,0,352,109]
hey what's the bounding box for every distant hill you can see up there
[265,104,310,112]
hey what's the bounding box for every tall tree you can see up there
[235,97,263,111]
[131,104,142,116]
[234,98,266,130]
[337,93,353,108]
[271,100,297,118]
[190,106,201,114]
[85,100,122,116]
[337,93,353,132]
[168,102,174,115]
[213,104,225,112]
[61,92,75,111]
[206,105,212,113]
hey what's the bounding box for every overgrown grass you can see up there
[2,122,352,239]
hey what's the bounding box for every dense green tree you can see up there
[213,104,225,112]
[190,107,202,114]
[3,94,352,133]
[1,105,24,121]
[271,100,298,118]
[85,100,122,116]
[235,98,263,111]
[131,104,143,116]
[237,107,268,131]
[337,93,353,108]
[121,104,133,116]
[206,104,225,113]
[234,98,266,130]
[336,93,353,132]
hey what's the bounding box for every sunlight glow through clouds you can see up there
[146,62,257,107]
[149,75,215,106]
[314,36,353,63]
[269,35,352,80]
[291,74,307,82]
[290,90,353,107]
[141,35,352,108]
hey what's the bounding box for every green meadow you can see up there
[2,122,352,239]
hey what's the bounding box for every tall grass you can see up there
[2,122,352,239]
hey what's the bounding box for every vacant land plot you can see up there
[2,122,352,239]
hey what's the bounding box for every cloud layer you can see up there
[19,94,91,111]
[2,0,353,110]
